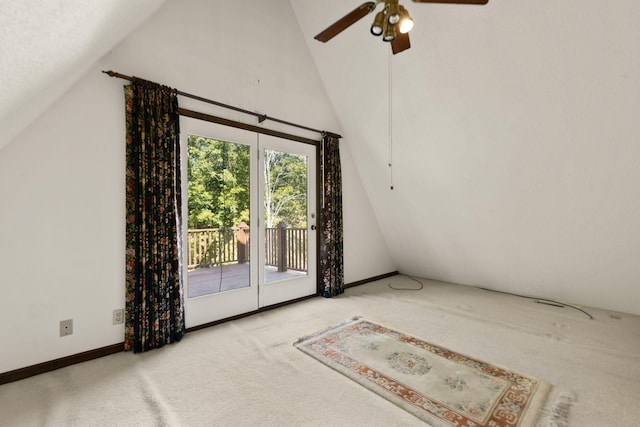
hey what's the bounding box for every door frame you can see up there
[179,114,321,329]
[181,118,260,328]
[257,135,317,308]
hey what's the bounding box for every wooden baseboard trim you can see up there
[0,295,319,385]
[344,271,399,289]
[0,343,125,386]
[1,272,398,385]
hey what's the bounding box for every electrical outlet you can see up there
[112,309,124,325]
[60,319,73,337]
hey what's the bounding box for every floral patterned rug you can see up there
[295,317,552,427]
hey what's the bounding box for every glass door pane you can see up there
[263,148,309,284]
[186,135,251,298]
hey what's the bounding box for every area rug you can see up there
[294,317,552,427]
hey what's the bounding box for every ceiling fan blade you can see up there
[314,2,377,43]
[391,32,411,55]
[412,0,488,4]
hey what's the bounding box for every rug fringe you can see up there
[538,390,576,427]
[293,316,362,346]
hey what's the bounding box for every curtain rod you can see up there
[179,108,318,146]
[102,70,342,139]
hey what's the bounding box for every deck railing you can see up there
[264,222,308,272]
[187,222,307,272]
[187,227,245,269]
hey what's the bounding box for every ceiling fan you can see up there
[314,0,489,55]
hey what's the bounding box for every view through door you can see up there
[181,118,317,328]
[258,135,317,308]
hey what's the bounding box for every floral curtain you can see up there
[124,80,185,353]
[319,135,344,297]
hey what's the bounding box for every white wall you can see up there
[292,0,640,316]
[0,0,394,374]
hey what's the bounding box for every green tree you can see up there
[263,149,307,228]
[187,137,308,231]
[187,136,250,229]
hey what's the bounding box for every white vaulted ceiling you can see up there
[2,0,640,314]
[0,0,167,151]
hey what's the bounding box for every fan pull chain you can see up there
[388,51,394,190]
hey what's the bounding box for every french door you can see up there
[181,117,317,328]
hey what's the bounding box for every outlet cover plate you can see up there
[60,319,73,337]
[113,309,124,325]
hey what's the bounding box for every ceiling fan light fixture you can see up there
[313,0,488,53]
[386,0,401,25]
[370,10,385,36]
[398,6,414,34]
[382,20,396,42]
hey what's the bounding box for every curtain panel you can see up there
[124,81,185,353]
[319,135,345,297]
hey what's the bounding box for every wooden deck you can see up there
[187,263,306,298]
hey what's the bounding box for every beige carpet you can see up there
[1,276,639,426]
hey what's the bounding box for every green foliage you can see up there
[263,149,308,228]
[187,135,250,229]
[187,136,308,230]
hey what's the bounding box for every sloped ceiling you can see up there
[0,0,167,151]
[2,0,640,314]
[291,0,640,313]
